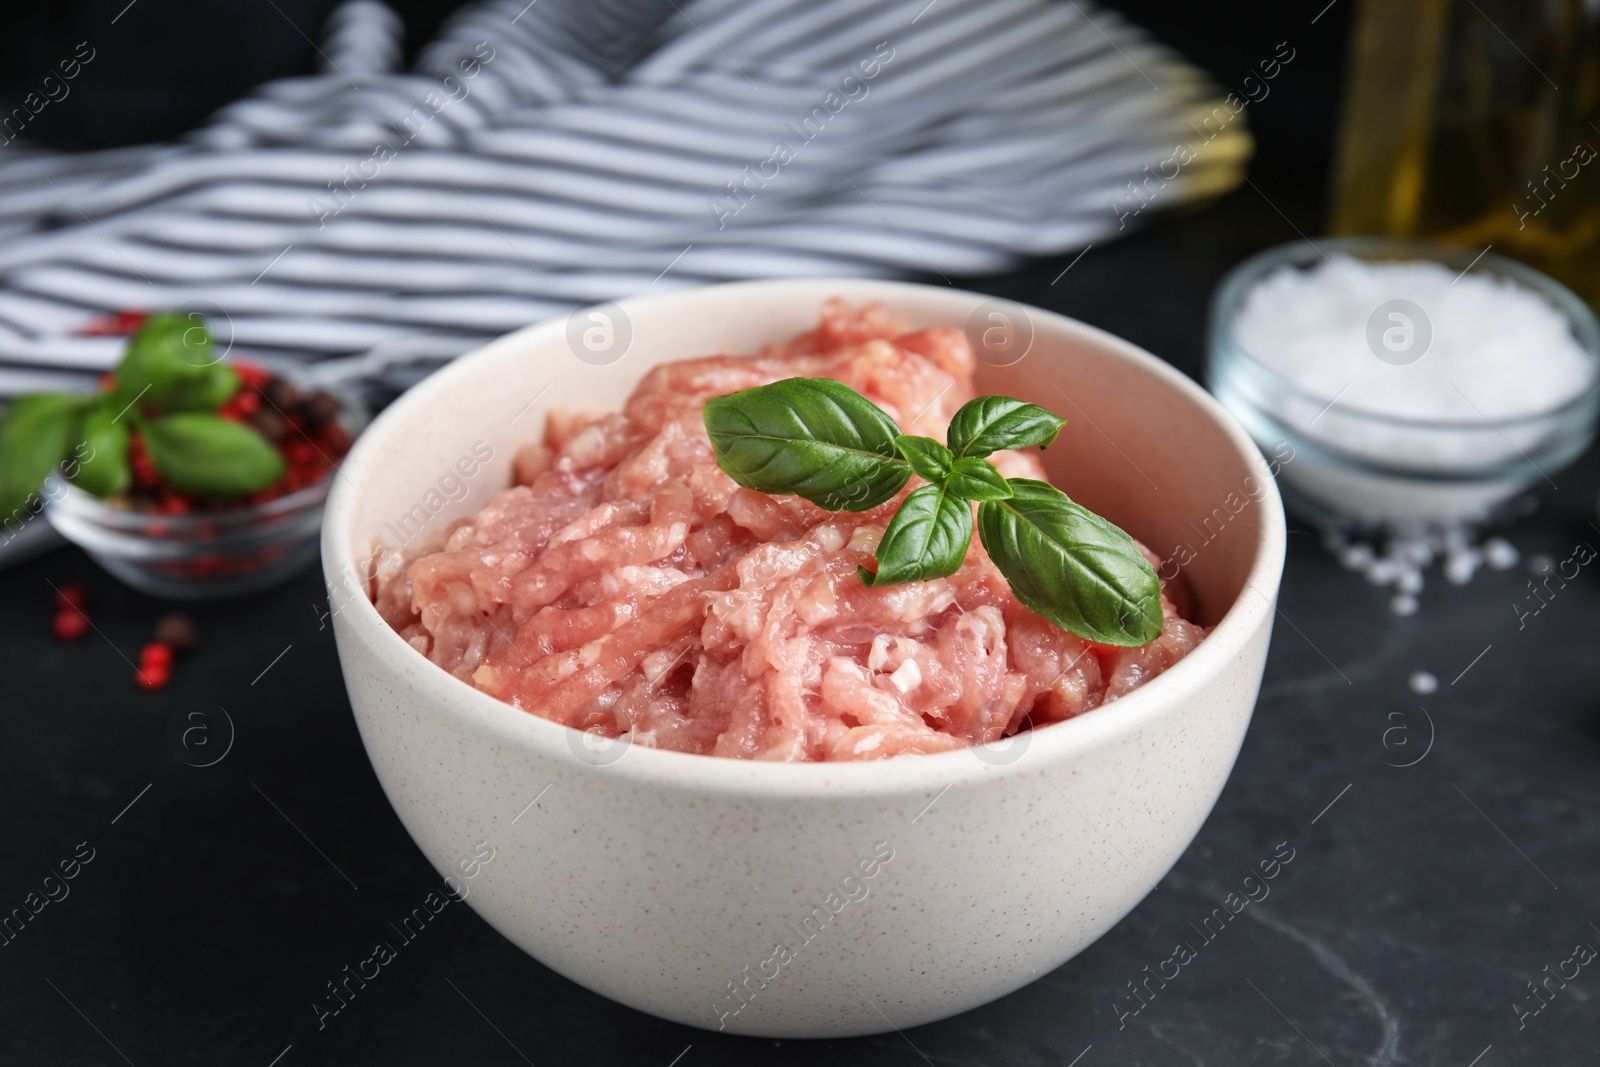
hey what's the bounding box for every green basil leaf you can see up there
[858,482,973,587]
[946,396,1066,458]
[893,434,954,484]
[115,312,217,410]
[0,393,83,522]
[946,455,1013,502]
[142,413,284,498]
[976,479,1162,646]
[157,362,239,413]
[703,377,909,511]
[72,396,132,497]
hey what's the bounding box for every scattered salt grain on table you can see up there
[1408,671,1438,695]
[1339,542,1375,569]
[1321,524,1525,613]
[1483,538,1519,570]
[1444,548,1481,585]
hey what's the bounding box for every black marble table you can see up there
[3,187,1597,1066]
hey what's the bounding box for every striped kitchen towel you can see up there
[0,0,1251,397]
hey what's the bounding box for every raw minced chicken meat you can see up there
[374,300,1206,761]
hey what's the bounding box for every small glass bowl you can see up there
[45,373,366,599]
[1207,237,1600,529]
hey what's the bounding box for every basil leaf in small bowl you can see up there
[0,392,84,520]
[142,413,285,498]
[116,312,224,412]
[72,396,133,497]
[157,362,240,413]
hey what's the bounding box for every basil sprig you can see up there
[0,313,284,518]
[703,378,1163,646]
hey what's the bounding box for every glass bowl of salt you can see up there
[1207,237,1599,530]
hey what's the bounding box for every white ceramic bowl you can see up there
[323,279,1286,1038]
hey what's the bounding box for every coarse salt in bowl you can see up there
[1208,237,1600,527]
[324,279,1286,1037]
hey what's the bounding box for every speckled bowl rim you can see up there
[325,279,1286,798]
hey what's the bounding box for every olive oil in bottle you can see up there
[1329,0,1600,304]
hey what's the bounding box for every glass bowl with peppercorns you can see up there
[0,312,366,598]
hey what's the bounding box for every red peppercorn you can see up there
[78,310,148,337]
[130,436,159,487]
[140,641,173,668]
[53,584,87,610]
[156,491,192,516]
[53,611,89,642]
[233,361,270,387]
[321,423,353,452]
[135,665,169,690]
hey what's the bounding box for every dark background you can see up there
[5,2,1599,1065]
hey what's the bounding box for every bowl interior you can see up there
[329,279,1278,718]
